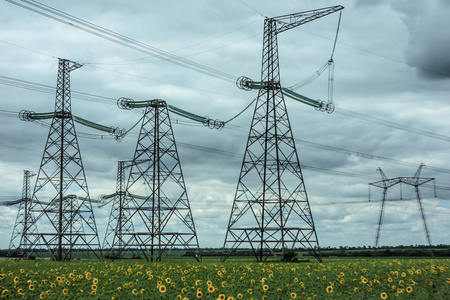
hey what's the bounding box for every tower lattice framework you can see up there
[102,161,136,258]
[19,58,101,261]
[6,170,38,258]
[221,6,343,262]
[110,99,201,261]
[369,164,434,250]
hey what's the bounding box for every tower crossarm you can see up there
[272,5,344,35]
[369,177,402,189]
[236,76,334,113]
[399,177,434,187]
[118,97,225,129]
[2,199,23,206]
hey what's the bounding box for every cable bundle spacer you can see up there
[202,117,225,130]
[19,110,34,121]
[236,76,252,91]
[326,102,335,114]
[117,97,133,110]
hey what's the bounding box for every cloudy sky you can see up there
[1,0,449,251]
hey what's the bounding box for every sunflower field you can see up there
[0,257,448,299]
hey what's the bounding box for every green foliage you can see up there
[0,258,448,299]
[283,249,298,262]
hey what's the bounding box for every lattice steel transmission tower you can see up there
[101,160,136,259]
[4,170,38,258]
[369,164,435,250]
[221,6,344,262]
[18,58,102,261]
[108,98,201,261]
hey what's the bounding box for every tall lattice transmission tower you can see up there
[18,58,102,261]
[221,6,344,262]
[4,170,38,258]
[369,164,435,250]
[107,98,201,261]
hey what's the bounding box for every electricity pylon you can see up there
[221,6,344,262]
[18,58,102,261]
[369,164,434,251]
[4,170,38,258]
[101,161,136,259]
[109,98,201,261]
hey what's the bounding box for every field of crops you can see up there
[0,257,448,299]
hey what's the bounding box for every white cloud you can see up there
[0,0,449,253]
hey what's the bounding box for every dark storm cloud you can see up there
[390,0,450,79]
[1,0,449,249]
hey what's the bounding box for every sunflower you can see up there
[291,292,297,298]
[196,280,201,286]
[129,282,134,287]
[326,286,333,293]
[166,278,171,283]
[218,294,226,300]
[2,290,8,295]
[63,289,68,295]
[93,278,99,284]
[380,292,388,299]
[29,285,35,290]
[14,277,19,283]
[263,284,269,291]
[197,291,203,298]
[46,290,51,295]
[92,284,97,291]
[208,286,215,292]
[406,286,413,293]
[237,293,243,299]
[401,272,406,277]
[159,285,167,293]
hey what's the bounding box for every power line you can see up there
[335,107,450,142]
[3,72,449,144]
[5,0,237,83]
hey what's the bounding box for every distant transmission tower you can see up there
[101,160,136,259]
[109,98,201,261]
[221,6,343,262]
[4,170,38,259]
[18,58,102,261]
[369,164,435,250]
